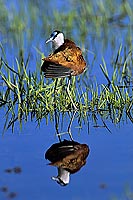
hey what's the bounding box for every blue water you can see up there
[0,115,133,200]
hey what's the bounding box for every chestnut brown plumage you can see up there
[45,140,89,173]
[45,140,89,185]
[41,31,86,78]
[41,30,86,110]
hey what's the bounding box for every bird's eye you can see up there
[51,31,57,38]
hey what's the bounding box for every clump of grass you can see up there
[0,44,132,133]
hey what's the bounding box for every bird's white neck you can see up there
[52,167,70,186]
[52,32,64,50]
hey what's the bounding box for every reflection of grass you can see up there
[0,44,132,132]
[0,0,133,132]
[0,0,132,50]
[111,185,133,200]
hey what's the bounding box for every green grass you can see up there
[0,44,132,132]
[0,0,133,133]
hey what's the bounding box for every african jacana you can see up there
[45,140,89,186]
[41,30,86,109]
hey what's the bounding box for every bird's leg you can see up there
[54,79,62,142]
[67,111,76,141]
[66,76,77,110]
[54,78,58,96]
[54,110,62,142]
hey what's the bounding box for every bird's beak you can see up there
[51,176,68,186]
[45,37,53,44]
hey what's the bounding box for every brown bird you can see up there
[45,140,89,186]
[41,30,86,109]
[41,30,86,78]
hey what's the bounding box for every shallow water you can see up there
[0,116,133,200]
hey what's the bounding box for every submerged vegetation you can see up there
[0,0,133,132]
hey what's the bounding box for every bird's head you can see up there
[45,30,65,50]
[51,167,70,186]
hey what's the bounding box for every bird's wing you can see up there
[41,42,86,77]
[41,60,72,78]
[45,140,80,163]
[45,145,77,163]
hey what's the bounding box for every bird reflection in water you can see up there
[42,31,89,185]
[45,140,90,186]
[41,30,86,110]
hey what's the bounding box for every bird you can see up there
[45,140,90,186]
[41,30,86,78]
[41,30,86,109]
